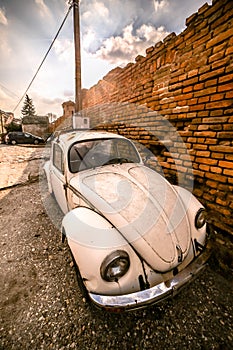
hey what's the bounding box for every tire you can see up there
[34,139,39,145]
[11,140,17,145]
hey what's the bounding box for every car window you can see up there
[53,143,64,173]
[69,138,140,173]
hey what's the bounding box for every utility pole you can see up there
[73,0,82,112]
[0,110,3,135]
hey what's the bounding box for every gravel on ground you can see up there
[0,180,232,350]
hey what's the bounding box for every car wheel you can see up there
[11,140,17,145]
[34,139,39,145]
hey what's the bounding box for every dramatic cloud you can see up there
[35,0,51,18]
[0,0,212,116]
[53,38,74,62]
[153,0,169,13]
[0,7,7,25]
[94,23,169,65]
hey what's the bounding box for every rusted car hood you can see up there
[70,164,191,272]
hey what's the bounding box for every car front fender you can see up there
[62,207,145,295]
[62,206,128,249]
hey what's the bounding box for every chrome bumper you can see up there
[89,248,211,312]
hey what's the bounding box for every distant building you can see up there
[47,113,57,123]
[49,100,89,132]
[22,115,49,138]
[62,100,75,119]
[0,110,14,134]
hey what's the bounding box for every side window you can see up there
[53,144,64,173]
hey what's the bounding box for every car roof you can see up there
[53,130,128,150]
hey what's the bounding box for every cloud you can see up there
[81,1,112,52]
[0,8,10,58]
[63,89,74,97]
[35,0,51,18]
[82,1,109,22]
[94,23,169,65]
[53,38,74,62]
[0,7,8,25]
[153,0,169,13]
[0,33,12,58]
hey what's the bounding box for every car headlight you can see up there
[100,250,130,282]
[195,208,207,229]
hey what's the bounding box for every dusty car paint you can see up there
[44,130,211,311]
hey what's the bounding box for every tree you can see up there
[21,94,36,117]
[5,121,22,132]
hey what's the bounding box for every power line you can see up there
[13,3,73,113]
[0,83,19,99]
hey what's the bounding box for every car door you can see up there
[50,143,68,214]
[23,133,31,144]
[17,132,24,143]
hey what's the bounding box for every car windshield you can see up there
[69,138,140,173]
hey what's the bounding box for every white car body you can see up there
[44,130,211,312]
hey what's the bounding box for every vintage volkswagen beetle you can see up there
[44,130,211,312]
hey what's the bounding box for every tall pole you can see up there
[73,0,82,112]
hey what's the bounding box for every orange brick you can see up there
[195,157,217,165]
[210,93,225,101]
[210,110,224,117]
[203,192,215,201]
[198,96,210,103]
[216,198,229,206]
[198,124,209,131]
[218,73,233,84]
[206,28,233,49]
[206,100,232,109]
[209,51,225,63]
[223,169,233,177]
[217,131,233,139]
[194,83,205,91]
[199,164,210,171]
[225,154,233,161]
[213,42,227,54]
[200,67,225,81]
[210,166,222,174]
[194,131,216,137]
[193,169,205,177]
[219,160,233,169]
[226,91,233,98]
[205,115,228,123]
[205,78,218,87]
[205,138,218,145]
[211,152,224,159]
[224,124,233,131]
[212,57,231,70]
[209,145,233,154]
[183,86,193,93]
[206,180,218,188]
[205,172,227,183]
[196,151,210,157]
[190,104,205,111]
[218,83,233,92]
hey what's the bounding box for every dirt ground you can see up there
[0,146,232,349]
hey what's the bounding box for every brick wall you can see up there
[79,0,233,234]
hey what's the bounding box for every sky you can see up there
[0,0,212,118]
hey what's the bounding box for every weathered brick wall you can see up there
[80,0,233,234]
